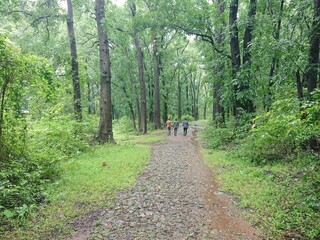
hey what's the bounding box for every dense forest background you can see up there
[0,0,319,238]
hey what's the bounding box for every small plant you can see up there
[181,114,195,122]
[202,125,234,149]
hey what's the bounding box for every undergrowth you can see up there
[201,94,320,239]
[0,113,164,238]
[204,150,320,239]
[2,141,151,240]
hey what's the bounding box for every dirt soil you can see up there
[68,126,262,240]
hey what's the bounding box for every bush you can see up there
[0,115,95,230]
[181,114,195,122]
[202,124,234,149]
[113,116,136,134]
[237,96,320,163]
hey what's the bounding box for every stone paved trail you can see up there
[70,127,261,240]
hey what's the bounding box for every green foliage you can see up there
[181,114,194,122]
[113,116,136,134]
[237,97,320,163]
[2,141,150,239]
[204,150,320,239]
[202,125,234,149]
[0,115,97,231]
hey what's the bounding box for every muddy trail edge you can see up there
[69,126,261,240]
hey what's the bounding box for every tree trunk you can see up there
[296,69,303,101]
[306,0,320,96]
[178,71,182,121]
[241,0,256,113]
[186,79,190,115]
[266,0,284,110]
[95,0,114,143]
[122,85,136,131]
[229,0,241,117]
[87,81,93,114]
[213,81,225,127]
[131,2,147,133]
[212,0,225,124]
[66,0,82,120]
[153,33,161,129]
[126,49,141,131]
[243,0,257,66]
[84,63,95,115]
[0,84,8,139]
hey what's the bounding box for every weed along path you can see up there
[70,127,260,240]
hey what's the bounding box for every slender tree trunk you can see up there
[66,0,82,120]
[153,33,161,129]
[122,85,136,131]
[0,84,8,139]
[178,71,182,121]
[243,0,257,66]
[162,76,168,124]
[266,0,284,110]
[306,0,320,96]
[241,0,256,113]
[84,63,95,115]
[186,78,190,115]
[190,73,200,120]
[212,0,225,124]
[296,69,303,101]
[229,0,241,117]
[95,0,114,143]
[131,3,147,133]
[87,81,93,114]
[127,61,141,131]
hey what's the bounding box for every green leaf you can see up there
[4,209,15,218]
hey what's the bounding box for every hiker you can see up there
[166,119,172,136]
[182,118,189,136]
[173,119,179,136]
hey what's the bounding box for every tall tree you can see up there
[266,0,285,110]
[66,0,82,120]
[153,33,161,129]
[306,0,320,96]
[229,0,241,117]
[213,0,225,125]
[241,0,257,113]
[95,0,114,143]
[130,2,147,133]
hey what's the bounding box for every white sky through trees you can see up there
[112,0,126,6]
[59,0,126,8]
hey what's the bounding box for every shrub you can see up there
[237,96,320,163]
[202,124,234,149]
[113,116,136,134]
[181,114,195,122]
[0,115,94,230]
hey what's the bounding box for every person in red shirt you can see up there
[166,119,172,136]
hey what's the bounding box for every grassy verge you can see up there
[204,149,320,239]
[2,130,164,240]
[116,129,164,144]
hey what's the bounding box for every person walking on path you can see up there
[182,119,189,136]
[173,119,179,136]
[166,119,172,136]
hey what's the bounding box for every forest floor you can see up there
[67,126,262,240]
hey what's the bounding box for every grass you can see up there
[204,149,320,239]
[116,129,165,144]
[2,129,165,240]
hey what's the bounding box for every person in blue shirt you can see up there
[173,119,179,136]
[182,119,189,136]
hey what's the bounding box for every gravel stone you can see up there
[69,127,261,240]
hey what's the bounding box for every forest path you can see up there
[70,127,260,240]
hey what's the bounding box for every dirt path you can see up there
[70,127,261,240]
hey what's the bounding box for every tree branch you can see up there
[176,26,231,59]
